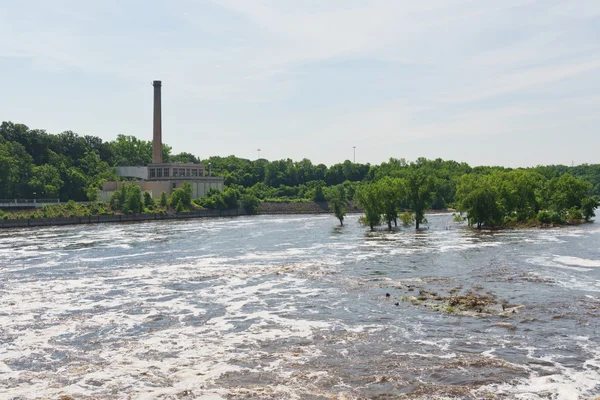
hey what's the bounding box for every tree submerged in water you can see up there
[327,186,347,226]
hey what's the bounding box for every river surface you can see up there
[1,214,599,399]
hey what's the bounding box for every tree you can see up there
[582,197,599,221]
[143,191,155,209]
[241,194,261,214]
[327,186,347,226]
[175,199,184,213]
[108,183,142,214]
[123,185,143,214]
[169,182,193,210]
[27,164,63,198]
[313,183,326,202]
[376,177,404,229]
[159,190,168,207]
[404,168,435,229]
[357,184,382,231]
[456,174,504,229]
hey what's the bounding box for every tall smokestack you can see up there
[152,80,162,164]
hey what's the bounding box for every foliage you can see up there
[400,211,415,226]
[194,187,241,210]
[582,197,599,221]
[357,184,383,231]
[109,184,142,214]
[1,121,599,230]
[175,199,184,213]
[241,194,261,214]
[159,190,168,208]
[537,210,552,224]
[169,182,193,210]
[143,191,155,209]
[327,185,347,226]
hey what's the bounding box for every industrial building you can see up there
[99,81,224,201]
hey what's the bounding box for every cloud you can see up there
[0,0,599,165]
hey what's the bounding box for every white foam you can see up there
[553,256,600,268]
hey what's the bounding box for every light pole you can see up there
[257,149,261,159]
[353,146,356,163]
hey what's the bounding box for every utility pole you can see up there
[353,146,356,163]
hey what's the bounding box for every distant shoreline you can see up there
[0,201,454,230]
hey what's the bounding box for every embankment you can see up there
[0,201,362,229]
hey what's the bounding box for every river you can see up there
[1,214,599,399]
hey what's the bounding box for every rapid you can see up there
[0,214,599,399]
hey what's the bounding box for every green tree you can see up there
[143,191,155,209]
[456,174,505,228]
[159,190,168,208]
[123,185,143,214]
[357,184,382,231]
[404,168,435,229]
[376,177,405,230]
[27,164,63,198]
[327,185,347,226]
[582,197,599,222]
[241,194,261,214]
[169,182,193,209]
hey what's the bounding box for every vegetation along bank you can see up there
[0,121,598,229]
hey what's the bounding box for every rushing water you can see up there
[1,214,599,399]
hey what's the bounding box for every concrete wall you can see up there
[115,166,149,180]
[0,208,245,229]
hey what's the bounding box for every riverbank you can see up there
[0,201,361,229]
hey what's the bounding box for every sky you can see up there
[0,0,599,167]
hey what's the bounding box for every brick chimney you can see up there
[152,80,162,164]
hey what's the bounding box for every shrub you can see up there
[123,185,142,214]
[400,211,415,226]
[567,207,583,222]
[143,191,155,209]
[582,197,599,222]
[551,211,565,224]
[170,182,193,209]
[175,199,184,213]
[313,185,326,202]
[159,190,168,208]
[537,210,552,224]
[65,200,78,212]
[241,194,261,214]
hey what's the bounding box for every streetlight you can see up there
[257,149,261,159]
[353,146,356,163]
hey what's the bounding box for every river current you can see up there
[0,214,599,399]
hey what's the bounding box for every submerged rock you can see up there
[493,322,516,330]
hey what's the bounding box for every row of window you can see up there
[149,168,203,178]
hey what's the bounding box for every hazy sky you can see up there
[1,1,599,167]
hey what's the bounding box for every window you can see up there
[186,169,191,177]
[156,168,162,178]
[179,168,185,177]
[192,169,198,177]
[164,168,170,177]
[149,168,156,178]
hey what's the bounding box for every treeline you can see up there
[0,122,198,201]
[356,168,598,230]
[1,121,600,219]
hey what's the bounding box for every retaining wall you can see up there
[0,208,245,229]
